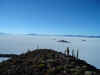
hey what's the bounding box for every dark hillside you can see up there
[0,49,100,75]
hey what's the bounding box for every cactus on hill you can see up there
[0,49,99,75]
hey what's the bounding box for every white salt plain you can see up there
[0,35,100,69]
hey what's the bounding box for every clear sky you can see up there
[0,0,99,35]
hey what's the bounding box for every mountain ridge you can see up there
[26,33,100,38]
[0,32,100,38]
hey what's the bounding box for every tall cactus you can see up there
[37,44,39,49]
[67,47,70,56]
[72,49,75,57]
[76,49,79,60]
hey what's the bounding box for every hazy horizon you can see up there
[0,32,100,36]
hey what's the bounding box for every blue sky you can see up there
[0,0,99,35]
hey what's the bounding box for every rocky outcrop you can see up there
[57,40,71,43]
[0,49,99,75]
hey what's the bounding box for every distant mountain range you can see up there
[26,33,38,36]
[0,32,100,38]
[0,32,10,35]
[63,35,100,38]
[26,33,100,38]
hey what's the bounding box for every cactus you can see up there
[67,47,70,56]
[76,49,79,60]
[37,44,39,49]
[72,49,75,57]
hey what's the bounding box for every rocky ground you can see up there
[0,49,100,75]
